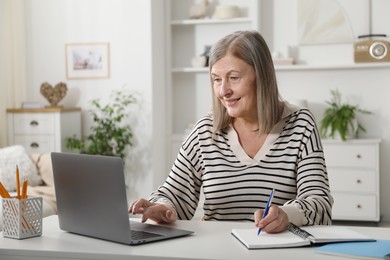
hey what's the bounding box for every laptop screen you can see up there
[52,152,132,244]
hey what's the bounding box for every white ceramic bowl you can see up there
[214,5,240,19]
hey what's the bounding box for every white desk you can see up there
[0,215,389,260]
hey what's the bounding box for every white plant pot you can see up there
[332,118,359,140]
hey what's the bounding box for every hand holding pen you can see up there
[254,189,290,234]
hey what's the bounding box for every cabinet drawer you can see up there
[332,193,378,221]
[14,135,55,153]
[328,169,376,193]
[323,144,377,168]
[13,113,55,134]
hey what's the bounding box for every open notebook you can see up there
[231,223,375,249]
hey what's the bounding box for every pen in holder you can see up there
[2,196,43,239]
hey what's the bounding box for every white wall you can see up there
[263,0,390,220]
[24,0,156,202]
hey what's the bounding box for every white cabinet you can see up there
[7,108,82,153]
[323,139,381,222]
[166,0,261,166]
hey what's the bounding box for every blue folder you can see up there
[315,240,390,259]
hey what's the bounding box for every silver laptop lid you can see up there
[51,152,132,244]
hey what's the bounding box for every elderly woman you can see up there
[130,30,333,234]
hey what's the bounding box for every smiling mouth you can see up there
[224,98,240,106]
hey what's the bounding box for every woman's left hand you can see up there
[254,205,289,233]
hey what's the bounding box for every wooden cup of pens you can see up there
[1,166,43,239]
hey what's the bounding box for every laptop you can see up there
[51,152,193,245]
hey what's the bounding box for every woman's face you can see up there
[211,54,257,121]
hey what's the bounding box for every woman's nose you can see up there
[219,80,232,97]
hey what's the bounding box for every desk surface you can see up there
[1,215,389,260]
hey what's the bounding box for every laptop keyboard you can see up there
[131,230,163,240]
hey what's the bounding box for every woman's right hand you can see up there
[129,198,177,224]
[254,205,289,233]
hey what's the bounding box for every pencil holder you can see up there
[2,196,43,239]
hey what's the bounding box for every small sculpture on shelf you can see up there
[40,82,67,107]
[191,45,212,68]
[189,0,209,19]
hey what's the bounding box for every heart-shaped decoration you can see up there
[40,82,68,107]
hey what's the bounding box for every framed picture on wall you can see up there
[65,42,110,79]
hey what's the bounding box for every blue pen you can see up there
[257,188,275,235]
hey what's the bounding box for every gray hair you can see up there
[208,30,283,135]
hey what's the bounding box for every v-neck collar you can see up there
[226,102,301,165]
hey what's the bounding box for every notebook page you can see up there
[231,228,310,249]
[301,226,374,243]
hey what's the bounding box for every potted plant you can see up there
[66,89,136,159]
[320,89,371,141]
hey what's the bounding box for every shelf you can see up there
[172,67,208,73]
[322,138,382,144]
[6,107,81,113]
[172,62,390,73]
[171,17,252,26]
[275,62,390,71]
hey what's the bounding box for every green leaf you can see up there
[320,89,371,141]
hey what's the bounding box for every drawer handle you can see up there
[357,204,362,209]
[30,120,39,126]
[356,179,362,184]
[30,142,39,148]
[356,154,362,159]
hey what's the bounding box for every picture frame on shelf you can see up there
[65,42,110,79]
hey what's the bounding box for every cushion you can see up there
[28,153,57,211]
[0,145,42,191]
[29,153,54,187]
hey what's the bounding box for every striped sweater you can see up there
[150,103,333,226]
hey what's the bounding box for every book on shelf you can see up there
[231,223,375,250]
[21,102,44,109]
[315,240,390,259]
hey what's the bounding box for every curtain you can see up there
[0,0,27,147]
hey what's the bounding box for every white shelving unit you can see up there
[166,0,261,166]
